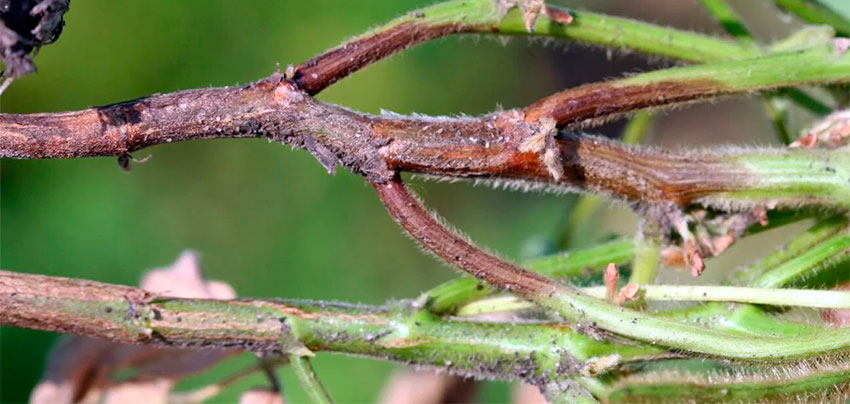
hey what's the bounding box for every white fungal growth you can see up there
[519,116,563,181]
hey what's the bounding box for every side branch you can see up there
[372,175,559,296]
[371,177,850,360]
[291,0,760,93]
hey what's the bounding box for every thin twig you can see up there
[290,356,334,404]
[456,285,850,316]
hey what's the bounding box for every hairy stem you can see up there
[698,0,759,48]
[424,238,634,315]
[770,0,850,37]
[372,176,850,360]
[457,285,850,316]
[0,270,667,384]
[598,358,850,403]
[728,216,850,287]
[291,0,758,93]
[523,43,850,126]
[290,356,334,404]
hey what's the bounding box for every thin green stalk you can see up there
[589,284,850,308]
[749,232,850,288]
[620,111,654,145]
[337,0,758,66]
[727,216,849,286]
[779,87,835,115]
[763,96,794,144]
[536,283,850,360]
[698,0,759,48]
[770,0,850,37]
[456,285,850,316]
[523,219,850,359]
[615,44,850,90]
[630,218,662,285]
[290,356,333,404]
[597,358,850,403]
[424,238,634,314]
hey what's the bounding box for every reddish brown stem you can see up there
[0,76,757,206]
[523,80,728,127]
[292,22,470,94]
[372,174,558,297]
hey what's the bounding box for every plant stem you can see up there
[290,356,334,404]
[630,218,662,285]
[0,270,667,383]
[424,238,634,314]
[292,0,759,93]
[749,232,850,288]
[457,284,850,316]
[727,215,850,286]
[375,177,850,360]
[599,357,850,403]
[524,43,850,126]
[698,0,759,48]
[770,0,850,37]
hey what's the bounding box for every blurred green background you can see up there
[2,0,847,403]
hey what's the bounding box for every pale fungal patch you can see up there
[496,0,572,32]
[519,116,563,181]
[580,354,621,377]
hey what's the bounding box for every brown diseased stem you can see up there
[372,175,558,297]
[0,75,760,207]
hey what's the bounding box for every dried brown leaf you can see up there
[614,283,640,305]
[604,263,619,302]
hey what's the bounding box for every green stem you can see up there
[698,0,759,48]
[727,216,850,286]
[391,1,758,62]
[537,284,850,360]
[456,285,850,316]
[614,44,850,90]
[290,356,334,404]
[780,87,835,115]
[749,232,850,288]
[598,357,850,403]
[702,147,850,210]
[763,96,794,144]
[770,0,850,37]
[630,218,662,285]
[620,111,654,145]
[424,238,634,314]
[0,270,666,383]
